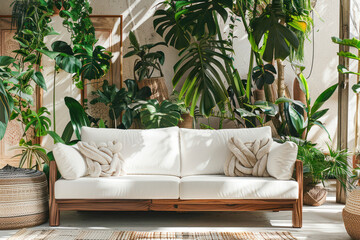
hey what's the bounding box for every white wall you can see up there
[0,0,354,151]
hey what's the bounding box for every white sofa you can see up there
[49,126,303,228]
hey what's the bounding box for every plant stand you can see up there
[0,165,48,229]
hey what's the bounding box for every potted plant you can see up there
[294,138,354,206]
[124,31,169,102]
[169,91,193,128]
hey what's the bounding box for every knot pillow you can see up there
[224,137,273,177]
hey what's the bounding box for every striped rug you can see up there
[9,229,297,240]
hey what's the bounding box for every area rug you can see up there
[9,229,297,240]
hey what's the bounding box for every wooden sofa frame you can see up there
[49,160,303,228]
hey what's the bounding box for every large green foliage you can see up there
[140,100,181,129]
[173,39,232,117]
[0,0,57,140]
[90,79,151,129]
[275,73,337,140]
[124,31,166,82]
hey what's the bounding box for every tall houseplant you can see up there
[124,31,169,102]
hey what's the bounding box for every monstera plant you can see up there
[154,0,313,120]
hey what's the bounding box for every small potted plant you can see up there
[169,91,193,128]
[124,31,168,102]
[295,139,353,206]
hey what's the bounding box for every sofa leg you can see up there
[292,200,302,228]
[49,203,60,227]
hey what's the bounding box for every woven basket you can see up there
[0,165,48,230]
[304,185,327,206]
[343,189,360,240]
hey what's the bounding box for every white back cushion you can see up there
[267,141,298,180]
[180,127,271,176]
[81,126,180,176]
[53,143,87,180]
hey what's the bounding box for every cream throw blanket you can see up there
[224,137,272,177]
[77,141,125,177]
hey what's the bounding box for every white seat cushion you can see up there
[180,175,299,199]
[180,127,272,176]
[81,126,180,176]
[55,175,180,199]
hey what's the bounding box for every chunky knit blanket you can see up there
[77,141,125,177]
[224,137,272,177]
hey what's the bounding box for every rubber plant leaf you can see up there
[64,97,90,140]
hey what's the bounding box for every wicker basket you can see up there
[343,189,360,240]
[303,185,327,206]
[0,165,48,230]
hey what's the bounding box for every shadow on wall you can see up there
[91,0,180,93]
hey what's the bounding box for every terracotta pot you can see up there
[138,77,169,102]
[178,114,193,129]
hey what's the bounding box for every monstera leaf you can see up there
[153,0,233,50]
[251,10,299,62]
[140,100,181,129]
[252,64,277,89]
[172,39,232,117]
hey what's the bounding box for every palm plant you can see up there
[154,0,313,122]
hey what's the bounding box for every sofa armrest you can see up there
[295,159,303,201]
[49,161,57,203]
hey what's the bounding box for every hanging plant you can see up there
[57,0,112,88]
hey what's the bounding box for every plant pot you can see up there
[178,114,193,128]
[138,77,169,102]
[304,183,327,206]
[343,189,360,240]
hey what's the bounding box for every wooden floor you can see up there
[0,190,351,240]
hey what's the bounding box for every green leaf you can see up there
[352,84,360,93]
[98,119,106,128]
[296,73,309,101]
[64,97,90,140]
[0,56,16,66]
[275,97,305,108]
[252,12,299,62]
[337,51,360,61]
[61,121,74,144]
[36,48,60,59]
[32,72,47,90]
[47,131,65,144]
[311,84,338,115]
[140,100,181,129]
[129,31,140,50]
[332,37,360,50]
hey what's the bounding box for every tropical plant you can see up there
[332,37,360,93]
[90,79,151,129]
[12,139,49,170]
[275,73,338,140]
[124,31,166,82]
[153,0,314,121]
[140,100,181,129]
[21,107,51,137]
[0,0,56,140]
[292,138,353,190]
[56,0,112,88]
